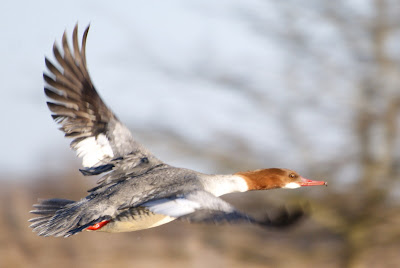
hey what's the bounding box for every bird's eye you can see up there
[289,173,296,179]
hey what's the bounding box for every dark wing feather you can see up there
[180,207,304,228]
[44,24,157,168]
[82,154,165,193]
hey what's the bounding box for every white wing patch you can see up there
[75,134,114,167]
[144,198,201,218]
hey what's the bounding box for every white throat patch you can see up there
[284,182,301,189]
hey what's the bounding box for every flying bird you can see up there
[29,25,327,237]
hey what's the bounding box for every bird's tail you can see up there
[29,198,85,237]
[30,198,112,237]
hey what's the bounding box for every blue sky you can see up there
[0,1,355,180]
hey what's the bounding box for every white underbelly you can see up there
[91,207,176,233]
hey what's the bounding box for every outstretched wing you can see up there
[44,24,156,168]
[143,191,304,227]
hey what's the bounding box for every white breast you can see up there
[93,213,175,233]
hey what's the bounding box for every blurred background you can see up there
[1,0,400,267]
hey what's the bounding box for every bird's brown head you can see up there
[235,168,327,191]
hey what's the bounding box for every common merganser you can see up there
[29,25,327,237]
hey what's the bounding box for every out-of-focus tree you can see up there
[232,1,400,267]
[138,1,400,267]
[318,1,400,267]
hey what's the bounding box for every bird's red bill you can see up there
[299,177,327,186]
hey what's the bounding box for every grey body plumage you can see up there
[29,24,305,238]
